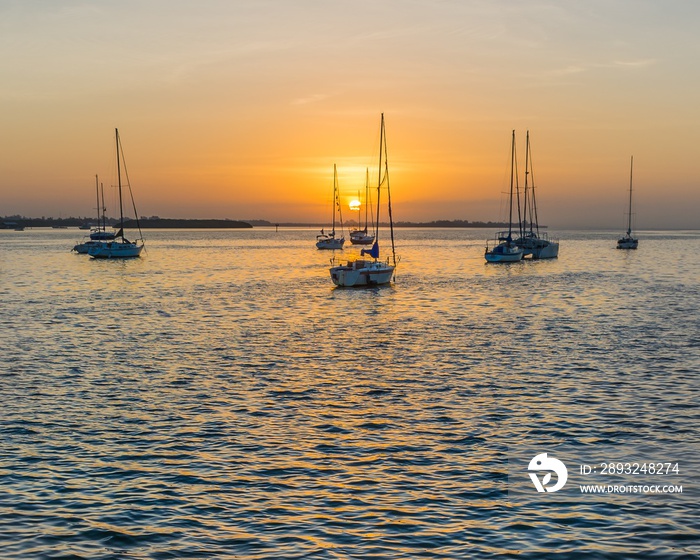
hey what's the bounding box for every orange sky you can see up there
[1,1,699,229]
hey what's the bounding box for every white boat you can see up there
[485,131,524,263]
[316,164,345,250]
[349,168,375,245]
[330,113,397,287]
[73,175,116,254]
[515,131,559,259]
[617,156,638,250]
[88,129,144,259]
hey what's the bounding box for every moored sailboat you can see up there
[330,113,397,287]
[515,131,559,259]
[73,175,115,254]
[485,130,524,263]
[349,168,375,245]
[88,129,144,259]
[316,164,345,250]
[617,156,638,249]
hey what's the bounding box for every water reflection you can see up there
[1,228,698,558]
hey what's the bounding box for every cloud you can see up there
[291,93,331,106]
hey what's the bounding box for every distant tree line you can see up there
[1,215,117,229]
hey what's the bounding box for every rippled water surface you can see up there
[1,228,699,559]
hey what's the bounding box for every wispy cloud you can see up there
[291,93,331,106]
[610,58,657,68]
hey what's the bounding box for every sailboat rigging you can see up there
[316,164,345,249]
[485,130,525,263]
[72,175,116,253]
[617,156,638,249]
[349,168,375,245]
[330,113,397,287]
[514,131,559,259]
[88,128,144,258]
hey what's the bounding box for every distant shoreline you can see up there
[2,216,543,230]
[280,220,517,229]
[121,218,253,229]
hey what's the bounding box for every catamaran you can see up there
[88,129,144,259]
[330,113,397,287]
[515,131,559,259]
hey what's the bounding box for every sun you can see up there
[349,199,361,211]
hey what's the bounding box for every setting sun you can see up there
[349,199,361,211]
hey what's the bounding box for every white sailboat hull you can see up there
[485,235,524,263]
[516,236,559,259]
[316,237,345,250]
[485,248,524,263]
[349,232,374,245]
[73,240,106,254]
[531,241,559,259]
[89,241,143,258]
[330,260,395,287]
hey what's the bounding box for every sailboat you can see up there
[349,168,375,245]
[316,164,345,249]
[617,156,638,249]
[330,113,397,287]
[514,131,559,259]
[88,129,144,258]
[73,175,115,253]
[485,130,525,263]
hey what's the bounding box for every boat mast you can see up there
[525,131,540,236]
[381,113,397,266]
[94,174,100,229]
[115,128,124,240]
[331,164,337,234]
[364,168,369,233]
[523,132,530,235]
[100,182,107,232]
[375,115,383,245]
[508,130,515,241]
[627,155,634,236]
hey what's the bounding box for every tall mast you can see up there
[100,182,107,232]
[525,131,540,236]
[627,155,634,235]
[94,174,100,228]
[523,132,530,235]
[508,130,515,239]
[364,167,369,232]
[375,114,384,243]
[384,114,396,266]
[336,164,344,235]
[331,164,337,233]
[116,128,124,238]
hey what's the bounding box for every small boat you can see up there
[88,129,144,259]
[349,168,375,245]
[485,130,524,263]
[515,131,559,259]
[330,113,397,287]
[73,175,116,254]
[316,164,345,250]
[617,156,638,249]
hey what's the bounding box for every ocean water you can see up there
[1,227,698,559]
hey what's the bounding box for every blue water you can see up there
[1,228,698,559]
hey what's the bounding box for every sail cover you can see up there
[361,241,380,259]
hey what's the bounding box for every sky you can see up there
[1,0,699,229]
